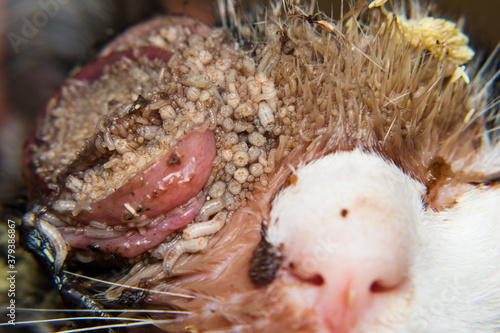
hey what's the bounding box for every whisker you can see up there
[382,92,410,108]
[382,116,398,146]
[340,32,386,72]
[16,308,190,314]
[56,319,176,333]
[0,316,145,326]
[476,68,500,102]
[63,270,195,299]
[485,96,500,115]
[471,42,500,86]
[485,125,500,134]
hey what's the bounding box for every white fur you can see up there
[267,149,500,332]
[403,187,500,332]
[268,149,424,264]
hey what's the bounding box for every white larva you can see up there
[248,78,262,98]
[233,151,250,167]
[159,105,177,120]
[209,180,227,199]
[83,226,126,239]
[186,86,201,101]
[216,58,233,72]
[184,210,228,240]
[51,199,77,213]
[235,102,256,117]
[248,146,261,162]
[248,132,266,147]
[114,138,133,154]
[227,179,242,195]
[197,198,225,222]
[87,220,109,230]
[181,74,211,88]
[199,50,214,65]
[222,148,234,161]
[234,167,250,183]
[258,101,275,128]
[122,151,137,165]
[227,92,240,108]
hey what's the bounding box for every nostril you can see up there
[305,274,324,286]
[288,265,325,285]
[370,279,403,293]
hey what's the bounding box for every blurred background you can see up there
[0,0,498,331]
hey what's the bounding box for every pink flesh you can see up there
[63,130,216,256]
[81,130,216,224]
[61,192,206,257]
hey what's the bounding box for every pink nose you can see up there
[289,252,408,332]
[266,150,423,332]
[285,205,410,332]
